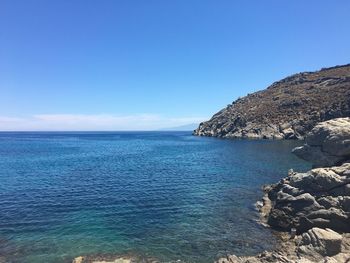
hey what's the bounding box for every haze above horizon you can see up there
[1,0,349,131]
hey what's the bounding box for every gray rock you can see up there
[342,197,350,212]
[214,231,350,263]
[298,228,343,257]
[265,162,350,233]
[307,118,350,156]
[317,196,340,209]
[292,145,343,168]
[292,118,350,167]
[282,127,296,139]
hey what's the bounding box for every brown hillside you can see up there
[194,64,350,139]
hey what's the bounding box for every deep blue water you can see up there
[0,132,310,263]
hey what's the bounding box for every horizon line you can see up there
[0,130,196,132]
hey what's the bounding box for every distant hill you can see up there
[194,64,350,139]
[160,123,199,131]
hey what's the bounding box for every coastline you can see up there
[215,183,350,263]
[216,118,350,263]
[73,118,350,263]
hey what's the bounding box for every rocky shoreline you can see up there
[215,230,350,263]
[215,118,350,263]
[73,118,350,263]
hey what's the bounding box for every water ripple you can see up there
[0,132,310,263]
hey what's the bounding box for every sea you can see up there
[0,131,310,263]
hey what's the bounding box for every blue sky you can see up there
[0,0,349,130]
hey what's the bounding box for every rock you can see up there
[73,257,84,263]
[283,129,296,139]
[217,116,350,263]
[215,232,350,263]
[293,118,350,167]
[194,64,350,140]
[307,118,350,156]
[265,163,350,233]
[326,253,350,263]
[317,196,340,209]
[343,197,350,212]
[215,251,295,263]
[226,255,241,263]
[292,145,343,167]
[298,228,343,258]
[261,119,350,233]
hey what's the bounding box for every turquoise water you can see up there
[0,132,309,263]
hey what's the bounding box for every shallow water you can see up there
[0,132,310,263]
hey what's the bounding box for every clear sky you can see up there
[1,0,349,130]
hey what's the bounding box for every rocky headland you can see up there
[216,118,350,263]
[194,64,350,140]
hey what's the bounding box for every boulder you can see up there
[307,118,350,156]
[298,228,343,257]
[292,118,350,167]
[72,257,84,263]
[266,163,350,233]
[292,145,343,167]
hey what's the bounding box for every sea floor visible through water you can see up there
[0,132,310,263]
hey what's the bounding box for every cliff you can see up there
[194,64,350,139]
